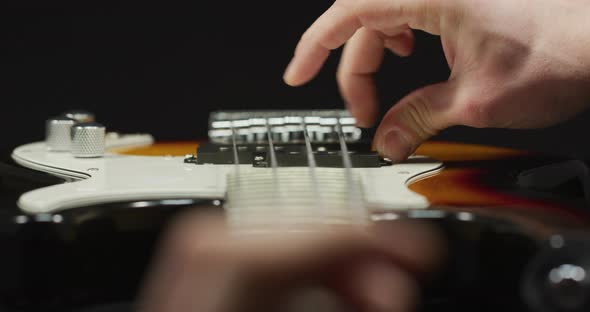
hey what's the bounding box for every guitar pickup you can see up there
[251,151,387,168]
[195,143,390,168]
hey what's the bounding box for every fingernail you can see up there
[378,130,412,162]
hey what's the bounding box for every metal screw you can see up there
[184,155,198,164]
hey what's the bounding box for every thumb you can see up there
[374,81,459,162]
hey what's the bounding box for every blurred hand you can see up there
[138,213,444,312]
[284,0,590,161]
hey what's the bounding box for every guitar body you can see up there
[2,111,590,311]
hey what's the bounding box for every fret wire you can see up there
[336,119,368,224]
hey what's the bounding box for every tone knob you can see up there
[63,110,95,123]
[71,122,106,158]
[46,116,76,151]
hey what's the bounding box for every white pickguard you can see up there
[12,136,443,214]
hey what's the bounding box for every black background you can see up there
[0,3,588,311]
[2,0,590,157]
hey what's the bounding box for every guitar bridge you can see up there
[199,110,388,168]
[207,109,362,145]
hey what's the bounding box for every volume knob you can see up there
[71,122,106,158]
[46,116,76,151]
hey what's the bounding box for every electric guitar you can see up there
[2,109,590,312]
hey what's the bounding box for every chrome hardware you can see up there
[71,122,106,158]
[63,110,95,123]
[208,110,362,144]
[46,116,76,151]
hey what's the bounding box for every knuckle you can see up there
[314,1,360,50]
[319,31,341,50]
[354,2,384,28]
[299,29,314,46]
[401,93,438,141]
[305,25,338,51]
[407,1,437,32]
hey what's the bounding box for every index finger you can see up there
[283,2,361,86]
[283,0,447,86]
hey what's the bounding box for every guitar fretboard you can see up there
[224,167,367,232]
[207,110,375,233]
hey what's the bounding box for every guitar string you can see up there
[265,118,283,227]
[301,118,324,220]
[231,115,366,230]
[228,122,241,229]
[336,118,368,224]
[265,119,279,169]
[231,124,240,172]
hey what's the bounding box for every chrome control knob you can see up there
[71,122,106,158]
[63,110,95,123]
[46,116,76,151]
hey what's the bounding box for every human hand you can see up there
[284,0,590,161]
[137,212,444,312]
